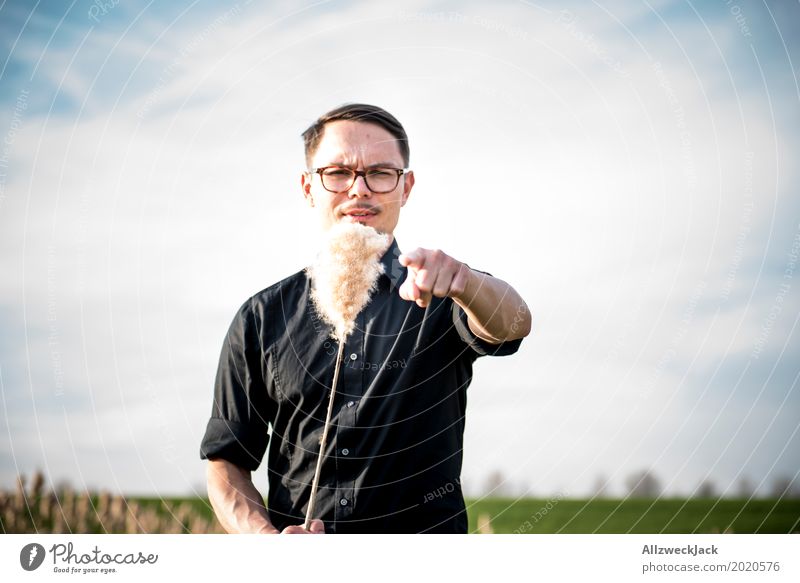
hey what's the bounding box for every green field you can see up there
[465,497,800,534]
[134,496,800,534]
[9,489,797,533]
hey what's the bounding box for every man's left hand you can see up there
[398,248,471,308]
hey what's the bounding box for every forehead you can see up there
[312,120,404,166]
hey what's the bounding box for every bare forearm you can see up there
[453,269,531,343]
[206,459,278,534]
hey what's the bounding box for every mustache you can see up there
[339,204,379,214]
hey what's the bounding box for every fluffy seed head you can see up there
[307,223,390,340]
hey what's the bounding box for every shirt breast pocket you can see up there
[269,336,337,408]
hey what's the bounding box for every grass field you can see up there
[464,497,800,534]
[4,473,799,534]
[134,496,800,534]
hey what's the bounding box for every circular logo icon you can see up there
[20,543,46,571]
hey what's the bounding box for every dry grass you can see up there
[0,472,224,534]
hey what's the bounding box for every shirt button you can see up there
[339,498,348,506]
[341,448,350,456]
[350,353,358,360]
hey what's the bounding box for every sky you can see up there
[0,0,798,500]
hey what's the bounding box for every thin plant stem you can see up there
[304,337,345,530]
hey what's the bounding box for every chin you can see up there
[341,215,378,227]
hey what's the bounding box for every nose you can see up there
[348,173,371,198]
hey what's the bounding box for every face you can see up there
[301,120,414,242]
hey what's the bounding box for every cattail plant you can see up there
[303,222,390,529]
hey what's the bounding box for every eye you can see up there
[325,168,352,177]
[367,169,394,178]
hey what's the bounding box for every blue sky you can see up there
[1,0,799,498]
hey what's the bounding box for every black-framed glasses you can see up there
[310,166,406,194]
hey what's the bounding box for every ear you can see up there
[400,170,415,207]
[301,172,314,207]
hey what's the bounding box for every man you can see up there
[200,103,531,534]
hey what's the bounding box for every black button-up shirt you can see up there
[200,239,523,533]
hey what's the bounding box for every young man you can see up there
[200,104,531,534]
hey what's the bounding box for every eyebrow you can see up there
[326,161,403,169]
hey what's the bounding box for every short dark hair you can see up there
[301,103,410,168]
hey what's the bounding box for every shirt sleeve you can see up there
[200,298,275,471]
[449,267,524,358]
[451,302,523,357]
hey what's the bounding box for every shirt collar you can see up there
[379,237,405,292]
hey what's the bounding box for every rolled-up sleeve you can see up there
[452,302,523,357]
[449,266,525,357]
[200,299,275,471]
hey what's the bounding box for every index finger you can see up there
[398,248,426,269]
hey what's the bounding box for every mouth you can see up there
[341,207,378,222]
